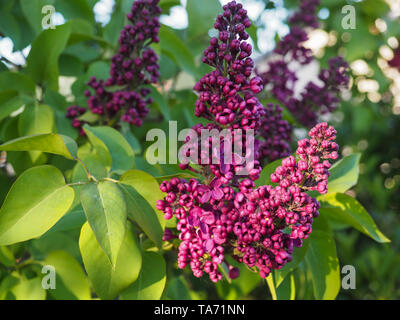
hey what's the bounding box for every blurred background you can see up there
[0,0,399,299]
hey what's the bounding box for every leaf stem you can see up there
[68,181,88,186]
[266,274,277,300]
[104,177,119,183]
[76,157,97,182]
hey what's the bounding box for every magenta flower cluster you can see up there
[159,0,265,282]
[157,1,340,283]
[183,0,266,186]
[66,0,161,134]
[158,121,339,281]
[232,123,338,277]
[258,0,349,127]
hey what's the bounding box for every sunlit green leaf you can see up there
[120,251,166,300]
[79,222,142,300]
[80,181,127,266]
[319,192,390,243]
[0,165,74,245]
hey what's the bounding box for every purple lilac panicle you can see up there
[157,120,338,280]
[66,0,161,134]
[159,0,265,282]
[258,0,349,127]
[157,1,339,283]
[231,122,338,277]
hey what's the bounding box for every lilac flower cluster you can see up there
[159,1,265,282]
[157,1,339,283]
[258,0,349,127]
[193,2,264,130]
[288,0,320,28]
[184,0,266,186]
[231,123,338,277]
[66,0,161,134]
[158,121,339,281]
[288,57,349,126]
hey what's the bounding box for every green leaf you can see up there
[120,122,142,155]
[59,54,84,76]
[0,90,23,121]
[0,165,75,245]
[86,61,110,81]
[10,1,37,51]
[305,230,340,300]
[0,274,20,300]
[266,274,277,300]
[26,22,72,90]
[43,89,78,139]
[159,0,180,14]
[103,0,126,46]
[0,6,20,48]
[44,250,91,300]
[79,222,142,300]
[0,72,36,96]
[11,278,46,300]
[274,239,309,287]
[186,0,221,39]
[215,259,261,299]
[18,103,55,163]
[276,273,295,300]
[120,251,166,300]
[118,183,163,248]
[328,153,361,193]
[165,276,191,300]
[31,231,80,261]
[20,0,53,35]
[55,0,94,21]
[83,125,134,174]
[247,20,259,52]
[18,104,54,134]
[0,61,8,72]
[120,170,166,228]
[78,112,101,123]
[50,207,86,233]
[149,86,171,121]
[71,145,109,182]
[82,126,112,172]
[0,133,78,159]
[0,246,15,267]
[319,192,390,243]
[159,26,198,78]
[80,181,127,266]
